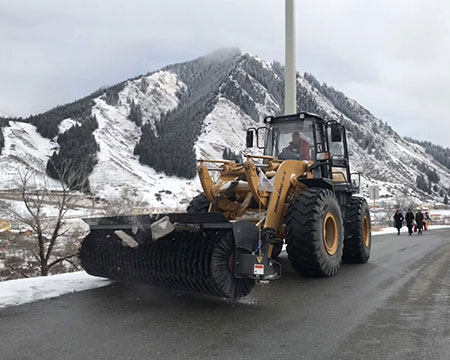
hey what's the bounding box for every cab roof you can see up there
[263,112,327,125]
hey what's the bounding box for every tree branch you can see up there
[63,257,80,270]
[5,263,29,278]
[47,252,78,270]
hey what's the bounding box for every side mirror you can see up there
[331,123,342,142]
[246,129,254,148]
[256,127,269,149]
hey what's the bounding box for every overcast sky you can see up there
[1,0,449,147]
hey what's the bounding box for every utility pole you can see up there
[285,0,297,115]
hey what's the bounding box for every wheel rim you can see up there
[363,214,370,247]
[323,211,339,256]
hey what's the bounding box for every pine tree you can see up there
[46,115,99,191]
[0,127,4,155]
[416,175,428,192]
[128,100,143,126]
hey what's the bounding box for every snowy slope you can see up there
[296,75,450,203]
[117,71,185,129]
[195,97,259,159]
[89,71,198,207]
[0,122,60,189]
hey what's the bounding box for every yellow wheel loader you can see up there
[79,112,371,299]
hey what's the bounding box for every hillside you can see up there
[1,48,449,207]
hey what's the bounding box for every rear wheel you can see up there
[187,193,211,213]
[343,197,371,263]
[286,188,344,277]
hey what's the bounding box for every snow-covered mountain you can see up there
[1,48,449,208]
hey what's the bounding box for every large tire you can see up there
[343,197,371,263]
[187,193,211,213]
[286,188,344,277]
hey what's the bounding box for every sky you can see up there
[0,0,449,147]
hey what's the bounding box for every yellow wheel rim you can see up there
[323,211,339,256]
[363,214,370,247]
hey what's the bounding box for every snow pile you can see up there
[372,224,450,236]
[0,271,110,308]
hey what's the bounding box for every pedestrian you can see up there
[405,209,414,236]
[415,209,424,235]
[424,211,431,230]
[394,210,404,235]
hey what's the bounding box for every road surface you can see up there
[1,229,450,360]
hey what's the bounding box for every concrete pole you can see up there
[285,0,297,115]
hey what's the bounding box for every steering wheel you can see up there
[279,150,300,160]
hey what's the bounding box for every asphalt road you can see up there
[1,229,450,360]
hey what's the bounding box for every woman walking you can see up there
[415,210,424,235]
[405,209,414,236]
[394,210,404,235]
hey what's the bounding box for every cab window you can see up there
[271,121,315,161]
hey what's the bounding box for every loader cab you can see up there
[264,113,324,162]
[246,112,354,190]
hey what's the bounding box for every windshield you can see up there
[266,121,315,161]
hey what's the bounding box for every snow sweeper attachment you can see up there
[79,112,371,300]
[79,212,281,299]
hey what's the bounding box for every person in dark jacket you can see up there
[394,210,404,235]
[415,210,424,235]
[405,209,415,236]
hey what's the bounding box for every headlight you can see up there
[316,152,330,161]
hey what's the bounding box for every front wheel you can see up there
[286,188,344,277]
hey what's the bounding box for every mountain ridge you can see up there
[1,48,449,207]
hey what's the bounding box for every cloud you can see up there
[0,0,448,146]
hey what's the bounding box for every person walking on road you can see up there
[415,209,424,235]
[405,209,415,236]
[424,211,431,231]
[394,210,404,235]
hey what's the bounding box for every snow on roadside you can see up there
[0,271,110,309]
[372,224,450,236]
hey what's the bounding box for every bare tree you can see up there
[0,163,86,276]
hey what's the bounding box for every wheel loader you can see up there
[79,112,371,299]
